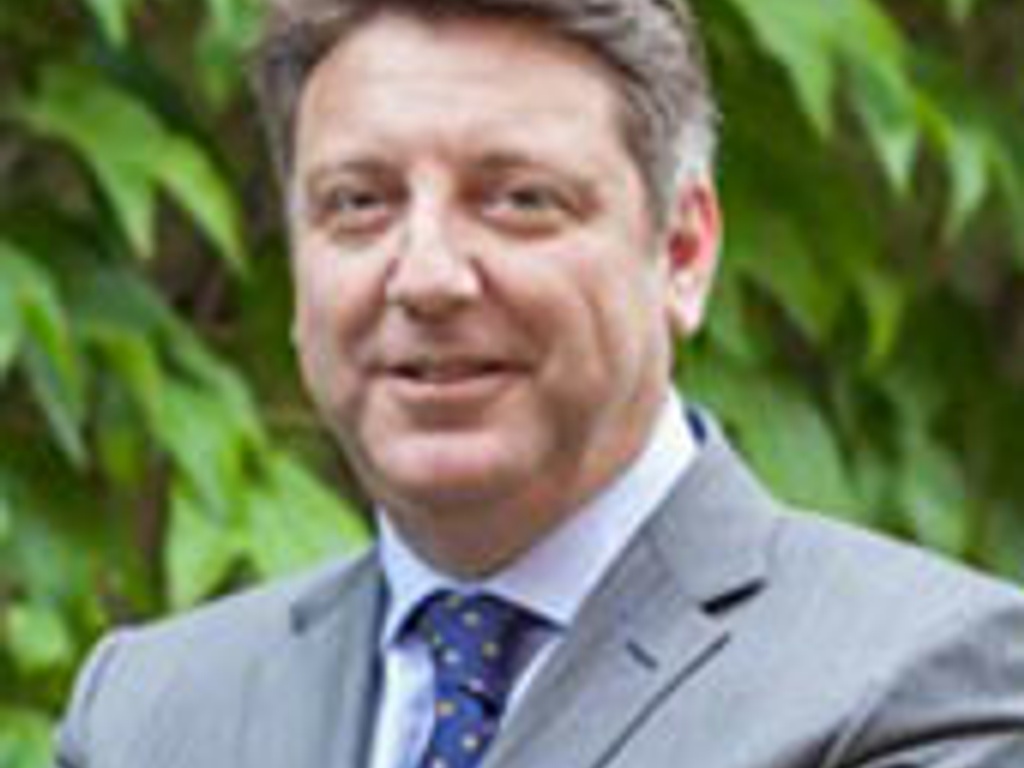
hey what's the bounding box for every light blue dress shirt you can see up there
[369,392,698,768]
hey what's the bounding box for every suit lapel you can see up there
[485,424,780,768]
[483,534,728,768]
[242,555,385,768]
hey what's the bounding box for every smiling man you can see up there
[55,1,1024,767]
[289,12,715,577]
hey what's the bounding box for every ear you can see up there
[662,181,722,339]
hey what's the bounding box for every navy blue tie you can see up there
[413,591,537,768]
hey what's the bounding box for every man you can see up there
[55,0,1024,766]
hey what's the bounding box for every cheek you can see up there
[490,256,625,418]
[293,298,342,421]
[295,241,385,338]
[485,252,598,369]
[292,248,381,401]
[566,250,653,353]
[561,252,669,407]
[294,263,338,372]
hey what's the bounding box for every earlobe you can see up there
[664,182,721,338]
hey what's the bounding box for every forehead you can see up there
[295,12,630,172]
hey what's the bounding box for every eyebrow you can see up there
[469,150,599,205]
[471,148,588,178]
[304,158,394,194]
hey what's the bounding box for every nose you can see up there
[384,201,482,321]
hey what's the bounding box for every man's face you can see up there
[291,13,716,569]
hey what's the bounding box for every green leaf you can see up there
[0,707,52,768]
[21,292,83,411]
[741,384,857,515]
[0,241,87,466]
[990,139,1024,266]
[0,473,109,621]
[943,124,993,242]
[0,482,12,545]
[848,58,920,196]
[912,56,1000,243]
[726,0,839,135]
[702,264,762,365]
[898,430,969,557]
[156,136,244,270]
[86,325,164,427]
[244,454,368,579]
[836,1,917,192]
[834,0,907,67]
[95,404,149,488]
[728,210,841,344]
[984,499,1024,583]
[94,165,159,260]
[21,348,88,468]
[856,266,908,372]
[946,0,981,25]
[17,65,243,267]
[153,382,249,519]
[0,273,21,378]
[846,440,897,518]
[0,243,79,390]
[4,601,75,674]
[687,354,859,516]
[166,483,243,610]
[78,0,139,47]
[196,0,265,107]
[163,333,266,451]
[17,66,163,257]
[74,268,179,349]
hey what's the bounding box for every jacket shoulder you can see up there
[55,552,376,767]
[124,553,369,656]
[773,509,1023,624]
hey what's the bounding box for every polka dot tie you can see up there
[413,591,538,768]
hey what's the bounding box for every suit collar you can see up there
[484,418,781,768]
[647,413,779,608]
[243,555,385,768]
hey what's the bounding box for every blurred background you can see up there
[1,0,1023,764]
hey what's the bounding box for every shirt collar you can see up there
[377,391,698,648]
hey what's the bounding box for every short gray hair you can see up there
[250,0,718,224]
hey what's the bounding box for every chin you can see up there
[362,431,537,512]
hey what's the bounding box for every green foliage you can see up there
[18,65,243,265]
[1,0,1023,765]
[688,0,1024,576]
[0,2,369,763]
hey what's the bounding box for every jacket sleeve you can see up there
[821,588,1024,768]
[52,631,129,768]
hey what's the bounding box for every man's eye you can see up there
[503,186,561,211]
[482,183,573,232]
[319,188,394,236]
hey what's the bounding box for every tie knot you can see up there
[413,591,538,709]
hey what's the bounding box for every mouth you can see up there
[377,356,526,405]
[387,359,517,384]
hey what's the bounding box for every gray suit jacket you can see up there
[55,425,1024,767]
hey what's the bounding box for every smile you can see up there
[380,358,525,404]
[389,360,515,384]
